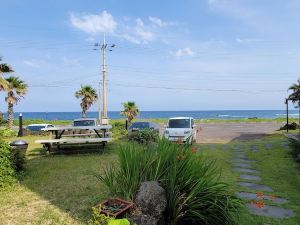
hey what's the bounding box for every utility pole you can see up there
[101,33,108,124]
[94,34,115,125]
[98,82,101,122]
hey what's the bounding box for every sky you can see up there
[0,0,300,112]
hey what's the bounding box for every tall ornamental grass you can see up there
[98,140,240,225]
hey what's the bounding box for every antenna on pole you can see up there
[98,82,101,122]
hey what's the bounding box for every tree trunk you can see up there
[7,103,14,128]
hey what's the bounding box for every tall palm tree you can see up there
[120,101,139,124]
[75,85,98,118]
[288,79,300,136]
[5,76,28,128]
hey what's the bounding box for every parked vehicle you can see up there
[128,121,160,133]
[164,117,197,143]
[73,118,99,126]
[27,124,54,131]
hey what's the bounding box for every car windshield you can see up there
[129,122,150,129]
[169,119,190,128]
[27,125,46,131]
[73,120,95,126]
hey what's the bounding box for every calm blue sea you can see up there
[6,110,298,121]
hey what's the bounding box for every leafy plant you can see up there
[128,128,159,144]
[279,122,299,130]
[0,127,17,138]
[98,140,240,225]
[0,139,16,188]
[111,121,127,138]
[88,207,114,225]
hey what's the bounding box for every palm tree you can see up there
[0,57,14,91]
[5,76,28,128]
[0,58,14,121]
[75,85,98,118]
[120,101,139,124]
[288,79,300,136]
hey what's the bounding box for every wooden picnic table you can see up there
[35,125,113,152]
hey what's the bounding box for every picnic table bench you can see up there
[35,125,112,152]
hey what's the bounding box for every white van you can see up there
[164,117,197,143]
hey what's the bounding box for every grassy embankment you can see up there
[0,132,299,224]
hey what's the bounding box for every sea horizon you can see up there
[5,109,298,121]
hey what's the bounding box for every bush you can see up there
[98,140,240,225]
[0,139,16,188]
[88,207,131,225]
[10,148,26,171]
[288,138,300,160]
[128,129,159,144]
[280,122,299,130]
[111,121,127,138]
[0,127,17,138]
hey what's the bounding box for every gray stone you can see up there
[238,182,273,192]
[232,163,253,169]
[240,174,261,181]
[247,203,295,218]
[128,215,158,225]
[233,168,258,174]
[236,192,287,204]
[135,181,167,218]
[232,159,256,164]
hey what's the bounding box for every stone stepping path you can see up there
[240,174,261,181]
[231,143,295,220]
[246,203,295,218]
[238,182,273,192]
[233,168,258,174]
[236,192,287,204]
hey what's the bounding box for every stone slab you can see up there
[233,168,258,174]
[236,192,287,204]
[247,203,295,218]
[238,182,273,192]
[232,163,253,169]
[240,174,261,181]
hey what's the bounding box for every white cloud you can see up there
[23,60,40,68]
[149,17,169,27]
[236,38,262,43]
[134,18,155,43]
[175,47,195,57]
[70,11,117,34]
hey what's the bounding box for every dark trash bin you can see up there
[9,140,29,151]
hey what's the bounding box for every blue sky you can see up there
[0,0,299,112]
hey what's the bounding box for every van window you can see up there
[73,120,95,126]
[169,119,190,128]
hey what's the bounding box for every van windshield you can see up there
[169,119,190,128]
[73,120,95,126]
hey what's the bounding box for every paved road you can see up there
[195,122,283,143]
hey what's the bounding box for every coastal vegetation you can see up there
[120,101,139,124]
[75,85,98,118]
[5,76,28,128]
[0,134,299,224]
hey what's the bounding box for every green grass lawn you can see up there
[0,134,299,224]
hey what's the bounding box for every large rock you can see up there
[128,215,158,225]
[135,181,167,218]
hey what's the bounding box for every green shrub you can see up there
[280,122,299,130]
[0,127,17,138]
[111,121,127,138]
[128,129,159,144]
[0,139,16,188]
[98,140,240,225]
[288,137,300,159]
[10,148,26,171]
[88,207,114,225]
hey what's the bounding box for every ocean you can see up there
[6,110,298,121]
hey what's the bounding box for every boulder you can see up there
[135,181,167,218]
[128,215,158,225]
